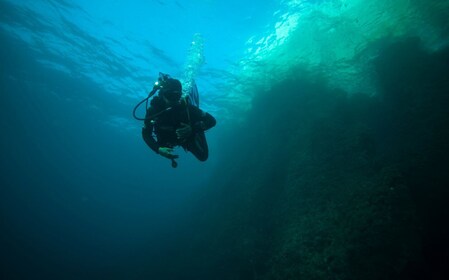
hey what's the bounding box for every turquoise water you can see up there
[2,1,448,120]
[1,1,449,279]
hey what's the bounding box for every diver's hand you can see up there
[176,122,192,140]
[158,147,179,159]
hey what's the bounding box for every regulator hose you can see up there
[132,87,159,121]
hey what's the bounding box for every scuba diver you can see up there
[133,73,216,168]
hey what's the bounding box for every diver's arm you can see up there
[142,125,179,159]
[142,108,160,154]
[142,124,160,154]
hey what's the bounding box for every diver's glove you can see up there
[158,147,179,159]
[176,123,193,140]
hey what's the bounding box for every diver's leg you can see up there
[185,132,209,161]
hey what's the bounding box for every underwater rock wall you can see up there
[147,38,449,280]
[209,38,447,279]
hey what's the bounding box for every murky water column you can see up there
[182,33,205,97]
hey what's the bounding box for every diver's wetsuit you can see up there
[141,96,216,161]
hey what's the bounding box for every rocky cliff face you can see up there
[150,38,449,280]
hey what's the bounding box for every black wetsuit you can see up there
[141,96,216,161]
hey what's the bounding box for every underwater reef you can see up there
[146,38,449,280]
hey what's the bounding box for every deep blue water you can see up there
[1,1,449,279]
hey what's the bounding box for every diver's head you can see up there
[159,78,182,104]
